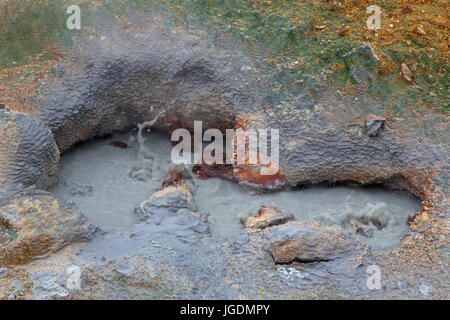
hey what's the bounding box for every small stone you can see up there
[402,6,413,14]
[162,170,184,189]
[418,281,433,297]
[116,262,134,278]
[365,113,386,137]
[352,223,374,238]
[397,279,408,290]
[244,206,293,229]
[0,267,8,277]
[338,26,351,36]
[31,271,69,300]
[110,140,128,149]
[342,44,380,84]
[136,183,194,221]
[406,212,419,225]
[314,25,326,31]
[401,63,413,82]
[414,26,426,36]
[9,279,23,291]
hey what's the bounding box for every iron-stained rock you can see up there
[400,63,413,82]
[161,170,184,189]
[0,192,97,266]
[244,205,293,229]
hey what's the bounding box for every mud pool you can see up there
[50,129,421,252]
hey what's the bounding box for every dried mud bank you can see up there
[0,26,448,299]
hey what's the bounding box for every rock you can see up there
[314,25,326,31]
[0,267,8,277]
[109,140,128,149]
[264,221,367,264]
[365,113,386,137]
[342,44,380,84]
[351,223,374,238]
[116,261,135,278]
[0,193,97,266]
[0,111,60,197]
[136,182,194,221]
[9,279,23,291]
[168,163,196,182]
[402,6,413,14]
[414,26,426,36]
[31,271,69,300]
[193,162,234,181]
[244,206,293,230]
[161,170,184,188]
[338,26,351,36]
[136,182,208,236]
[400,63,413,82]
[406,211,419,225]
[418,281,433,297]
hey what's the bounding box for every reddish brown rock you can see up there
[0,193,97,266]
[193,162,234,181]
[162,170,184,188]
[400,63,413,82]
[338,26,351,36]
[413,26,426,36]
[352,223,374,238]
[110,141,128,149]
[244,206,293,230]
[233,164,288,190]
[190,148,235,181]
[402,6,413,14]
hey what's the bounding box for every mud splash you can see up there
[50,129,421,252]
